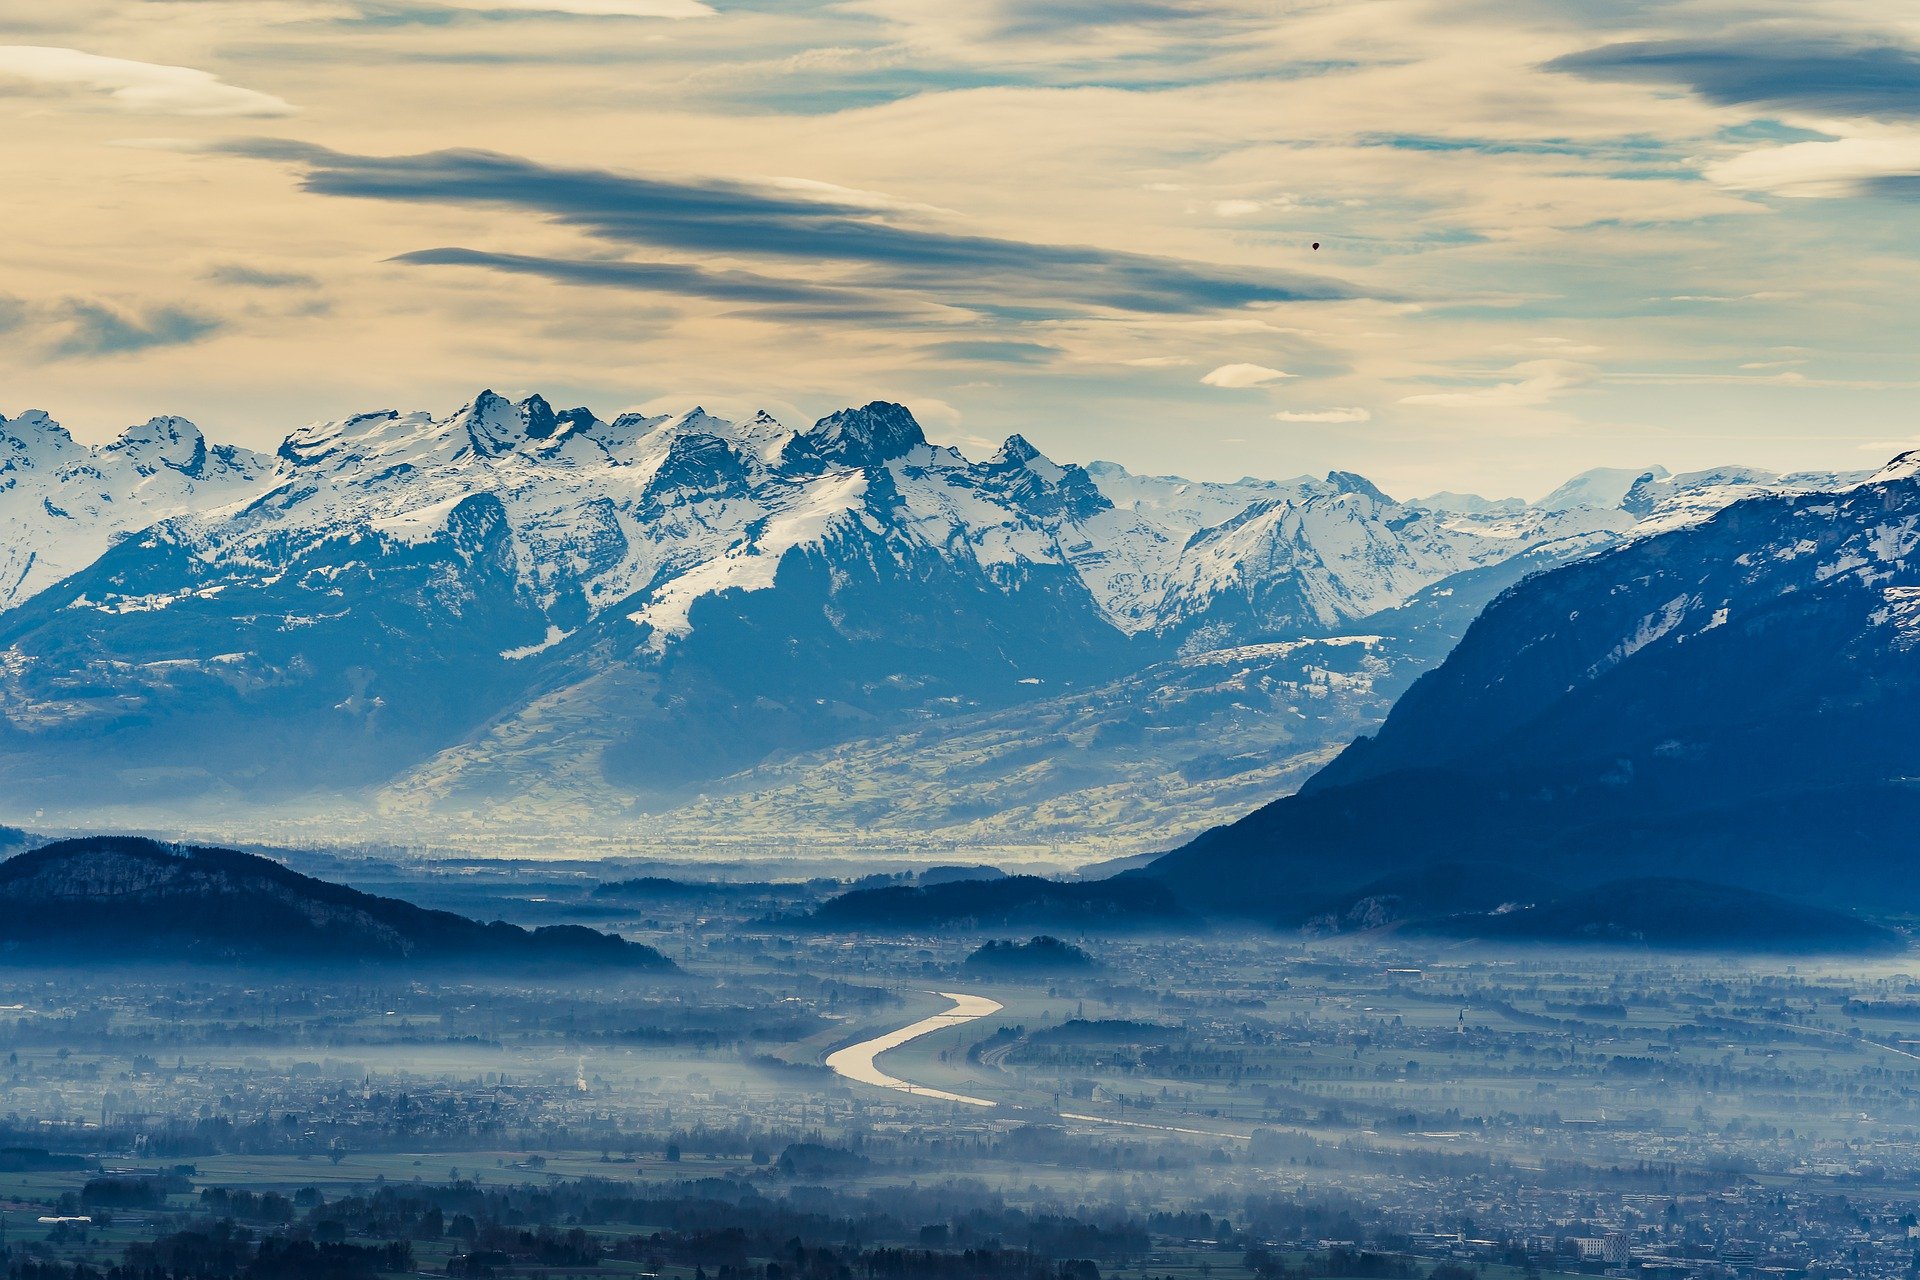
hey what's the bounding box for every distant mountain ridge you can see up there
[1138,452,1920,928]
[0,392,1860,839]
[0,835,672,968]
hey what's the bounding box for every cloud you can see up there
[390,246,925,313]
[325,0,713,24]
[0,294,220,357]
[205,264,321,289]
[1273,406,1369,423]
[1707,136,1920,198]
[1547,36,1920,121]
[426,0,713,15]
[218,141,1362,318]
[48,300,223,358]
[923,339,1060,364]
[1201,362,1292,387]
[835,0,1250,69]
[0,47,293,116]
[1399,360,1594,408]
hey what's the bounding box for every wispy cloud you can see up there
[218,141,1363,318]
[1273,407,1369,423]
[1400,360,1595,409]
[0,46,293,116]
[50,301,222,357]
[425,0,713,16]
[0,296,225,359]
[922,339,1060,364]
[205,263,321,289]
[1549,36,1920,121]
[388,246,930,319]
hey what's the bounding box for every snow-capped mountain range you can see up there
[0,391,1871,847]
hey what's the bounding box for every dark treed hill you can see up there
[1417,878,1903,954]
[963,936,1099,974]
[1021,1019,1177,1047]
[918,864,1008,886]
[808,875,1187,931]
[0,836,674,969]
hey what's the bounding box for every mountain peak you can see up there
[995,433,1042,466]
[1869,450,1920,486]
[0,410,78,458]
[518,393,560,439]
[784,401,926,472]
[1537,464,1669,512]
[104,415,209,477]
[981,432,1110,521]
[454,389,597,457]
[516,394,597,442]
[1325,470,1394,504]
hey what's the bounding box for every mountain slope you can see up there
[0,389,1859,840]
[1141,455,1920,916]
[0,835,672,967]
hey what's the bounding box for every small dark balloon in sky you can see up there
[1311,242,1320,250]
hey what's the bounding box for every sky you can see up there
[3,1,1920,498]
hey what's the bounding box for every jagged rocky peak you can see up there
[449,388,597,456]
[983,432,1113,521]
[0,410,81,469]
[4,409,72,440]
[993,433,1045,467]
[673,406,730,433]
[103,415,209,477]
[456,389,602,456]
[516,393,598,442]
[784,401,926,471]
[1324,470,1394,504]
[646,428,751,499]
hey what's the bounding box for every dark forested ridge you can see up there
[0,836,673,969]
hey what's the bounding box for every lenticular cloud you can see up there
[0,46,294,117]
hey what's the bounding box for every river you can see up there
[824,991,1003,1107]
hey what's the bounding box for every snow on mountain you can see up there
[1536,465,1671,512]
[1413,490,1528,516]
[0,387,1878,841]
[0,409,269,610]
[1622,464,1873,532]
[1147,476,1634,641]
[0,390,1857,656]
